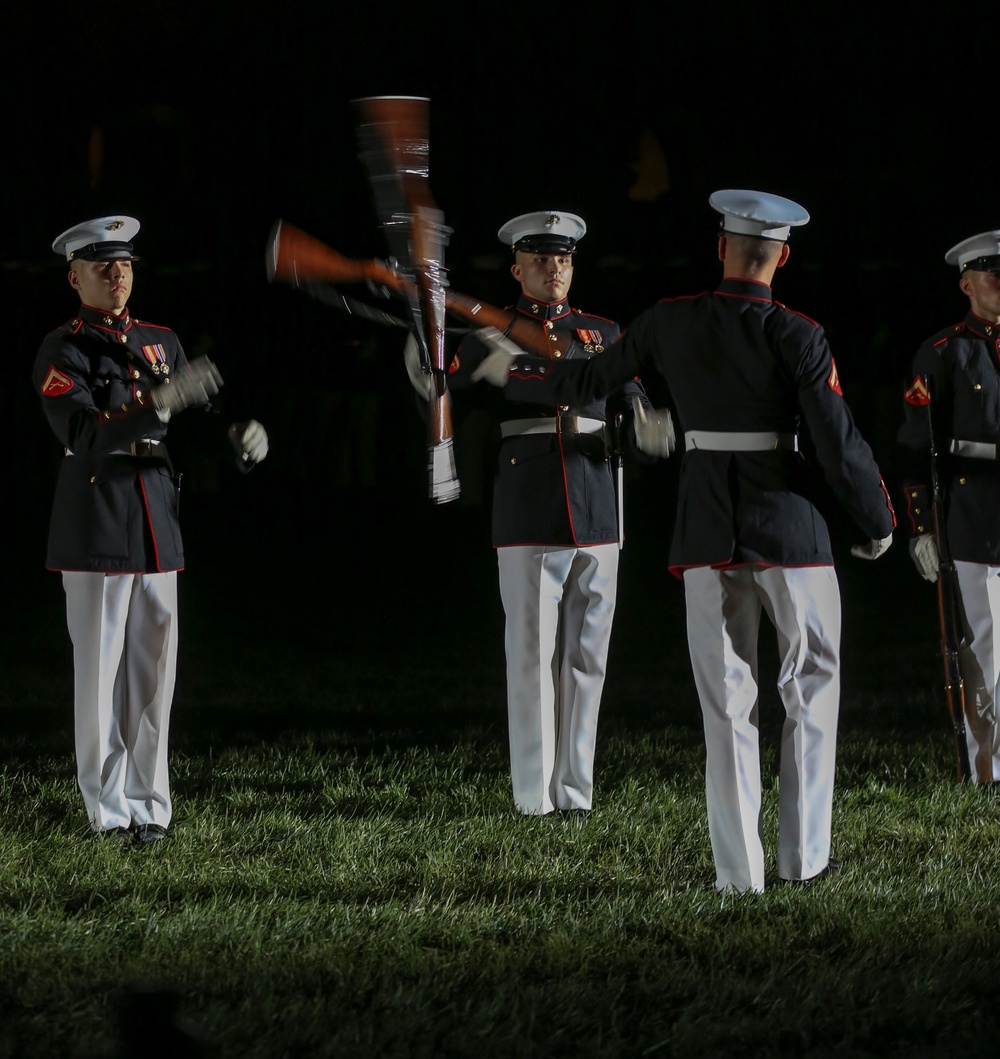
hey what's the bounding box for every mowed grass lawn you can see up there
[2,543,999,1058]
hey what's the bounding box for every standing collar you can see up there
[77,304,132,331]
[716,277,774,302]
[515,293,574,322]
[965,309,1000,339]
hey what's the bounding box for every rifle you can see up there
[926,376,973,781]
[613,411,625,551]
[347,95,458,503]
[266,219,571,361]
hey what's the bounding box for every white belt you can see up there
[684,430,799,452]
[950,439,998,460]
[65,439,162,458]
[501,416,606,438]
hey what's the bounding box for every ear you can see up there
[717,236,727,263]
[776,243,790,269]
[959,273,973,298]
[68,266,81,291]
[510,261,522,283]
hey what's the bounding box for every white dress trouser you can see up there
[684,565,842,893]
[955,561,1000,782]
[497,543,619,815]
[62,571,179,831]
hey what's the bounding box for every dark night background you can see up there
[2,4,998,708]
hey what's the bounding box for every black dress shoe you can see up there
[98,821,132,847]
[134,823,168,844]
[98,827,132,846]
[785,858,842,887]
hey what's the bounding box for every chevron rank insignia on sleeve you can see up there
[827,359,843,395]
[40,366,73,397]
[904,375,931,405]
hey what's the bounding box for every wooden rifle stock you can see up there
[267,219,569,360]
[926,377,973,781]
[353,96,461,503]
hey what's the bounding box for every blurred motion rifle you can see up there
[926,376,973,781]
[349,95,458,503]
[266,219,570,360]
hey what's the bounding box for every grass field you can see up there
[3,506,999,1058]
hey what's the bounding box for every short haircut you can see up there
[725,232,785,270]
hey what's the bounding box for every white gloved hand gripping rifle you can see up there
[470,327,525,386]
[152,357,224,422]
[908,533,939,581]
[403,331,435,402]
[631,395,676,458]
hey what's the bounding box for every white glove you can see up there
[470,327,524,387]
[908,533,939,582]
[228,420,269,469]
[851,533,893,561]
[152,357,223,422]
[631,395,675,458]
[403,332,434,402]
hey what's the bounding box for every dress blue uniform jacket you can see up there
[448,294,649,547]
[501,278,895,572]
[898,310,1000,563]
[33,304,188,573]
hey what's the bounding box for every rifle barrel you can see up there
[926,375,973,781]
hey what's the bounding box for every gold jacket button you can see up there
[89,476,96,484]
[974,383,983,390]
[119,334,128,344]
[510,457,517,465]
